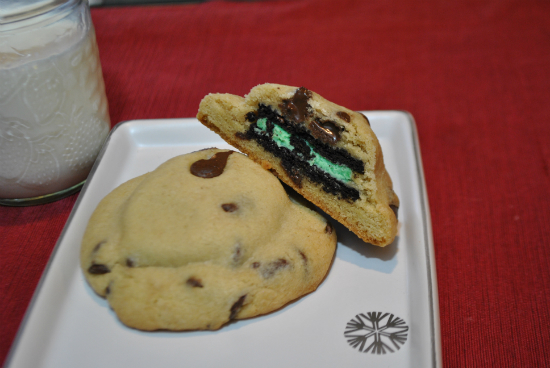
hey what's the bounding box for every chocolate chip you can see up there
[126,258,135,267]
[336,111,351,122]
[229,295,247,320]
[105,284,111,295]
[251,262,260,269]
[88,263,110,275]
[390,205,399,219]
[233,244,243,264]
[299,250,308,264]
[186,277,203,288]
[222,203,238,212]
[309,119,341,145]
[190,151,234,178]
[235,132,249,140]
[92,241,106,253]
[325,222,333,235]
[279,87,312,124]
[261,258,289,278]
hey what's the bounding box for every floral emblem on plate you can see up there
[344,312,409,354]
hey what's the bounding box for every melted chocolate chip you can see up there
[251,262,260,269]
[88,263,110,275]
[186,277,203,288]
[279,87,312,124]
[261,258,289,279]
[126,258,135,267]
[190,151,234,178]
[390,205,399,219]
[222,203,238,212]
[325,222,333,235]
[309,119,341,145]
[105,285,111,295]
[336,111,351,122]
[229,295,247,320]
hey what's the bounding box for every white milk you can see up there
[0,20,109,199]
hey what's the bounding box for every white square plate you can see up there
[6,111,441,368]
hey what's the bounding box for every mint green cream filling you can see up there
[305,142,352,182]
[255,117,268,131]
[255,118,352,182]
[256,118,293,150]
[273,124,294,150]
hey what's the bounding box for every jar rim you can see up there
[0,0,82,25]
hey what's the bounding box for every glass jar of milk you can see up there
[0,0,110,206]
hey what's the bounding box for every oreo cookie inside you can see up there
[242,100,364,201]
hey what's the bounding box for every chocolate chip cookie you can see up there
[80,149,336,331]
[197,84,399,246]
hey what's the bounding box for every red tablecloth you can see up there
[2,0,550,366]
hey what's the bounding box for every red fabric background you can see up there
[2,0,550,366]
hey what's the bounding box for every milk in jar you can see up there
[0,0,110,203]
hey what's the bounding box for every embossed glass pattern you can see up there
[0,0,110,205]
